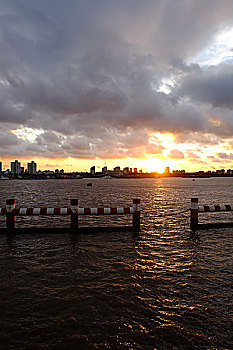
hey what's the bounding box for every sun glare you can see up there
[142,156,172,173]
[149,132,176,149]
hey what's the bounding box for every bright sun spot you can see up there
[143,132,177,172]
[145,156,173,173]
[149,132,176,151]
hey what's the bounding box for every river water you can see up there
[0,178,232,349]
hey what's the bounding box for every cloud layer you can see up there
[1,0,233,166]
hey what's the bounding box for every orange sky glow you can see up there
[2,131,233,173]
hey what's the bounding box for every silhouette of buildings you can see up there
[27,161,37,174]
[10,160,21,174]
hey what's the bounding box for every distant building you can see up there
[90,166,95,174]
[27,161,37,174]
[123,167,129,174]
[172,170,185,176]
[11,160,21,174]
[102,166,107,173]
[227,169,233,174]
[133,168,137,174]
[216,169,225,174]
[112,166,123,177]
[164,167,170,175]
[0,161,2,172]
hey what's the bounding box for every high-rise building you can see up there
[0,161,2,172]
[11,160,21,174]
[102,166,107,173]
[27,161,37,174]
[90,166,95,174]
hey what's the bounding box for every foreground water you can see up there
[0,177,232,349]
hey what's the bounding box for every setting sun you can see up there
[144,157,174,173]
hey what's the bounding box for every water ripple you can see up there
[0,178,232,349]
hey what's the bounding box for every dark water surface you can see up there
[0,178,232,349]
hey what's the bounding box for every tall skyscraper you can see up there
[27,161,37,174]
[0,161,2,172]
[11,160,21,174]
[90,166,95,174]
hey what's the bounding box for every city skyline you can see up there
[1,1,233,172]
[1,159,233,177]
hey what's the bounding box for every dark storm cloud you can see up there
[1,0,233,158]
[175,63,233,109]
[0,132,21,149]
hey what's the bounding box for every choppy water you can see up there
[0,177,232,349]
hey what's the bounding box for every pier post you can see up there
[6,199,15,230]
[70,199,79,233]
[133,199,141,231]
[191,198,198,231]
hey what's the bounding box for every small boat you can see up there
[0,176,9,180]
[101,175,113,179]
[87,182,92,187]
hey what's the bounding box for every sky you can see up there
[1,0,233,173]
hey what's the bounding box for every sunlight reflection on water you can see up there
[0,178,232,349]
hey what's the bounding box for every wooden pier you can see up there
[0,198,141,234]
